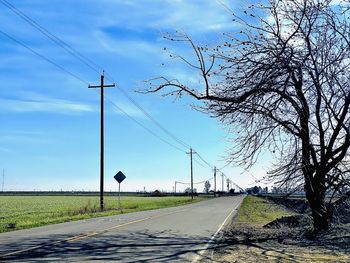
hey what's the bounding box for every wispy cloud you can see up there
[0,128,55,146]
[0,95,95,114]
[96,31,161,59]
[98,0,236,35]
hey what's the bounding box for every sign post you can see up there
[114,171,126,210]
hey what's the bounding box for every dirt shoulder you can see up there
[209,196,350,263]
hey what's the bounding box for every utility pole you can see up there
[221,173,224,192]
[1,168,4,192]
[214,166,216,197]
[88,71,115,210]
[174,181,177,194]
[186,148,196,200]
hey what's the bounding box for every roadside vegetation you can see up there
[0,195,204,233]
[235,196,294,226]
[211,196,350,263]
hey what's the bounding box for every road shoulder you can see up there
[209,196,350,263]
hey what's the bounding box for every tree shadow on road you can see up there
[0,229,232,262]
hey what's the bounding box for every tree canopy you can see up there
[147,0,350,231]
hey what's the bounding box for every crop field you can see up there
[0,195,204,233]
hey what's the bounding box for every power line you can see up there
[220,171,244,192]
[0,29,89,85]
[117,86,191,150]
[193,177,214,185]
[216,0,234,14]
[193,157,207,168]
[1,1,217,166]
[0,0,102,75]
[218,162,231,170]
[0,27,187,154]
[1,0,200,155]
[103,95,187,153]
[1,0,191,152]
[195,152,212,168]
[175,177,213,185]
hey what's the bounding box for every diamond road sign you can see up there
[114,171,126,183]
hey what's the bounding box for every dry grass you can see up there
[210,196,350,263]
[235,196,295,225]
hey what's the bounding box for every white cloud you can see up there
[110,100,152,119]
[95,31,161,59]
[0,95,95,114]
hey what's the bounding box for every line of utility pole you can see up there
[221,173,224,192]
[214,166,217,197]
[88,71,115,210]
[1,168,4,192]
[172,165,241,195]
[186,148,196,200]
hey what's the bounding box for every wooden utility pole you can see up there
[89,71,115,210]
[221,173,224,192]
[186,148,196,200]
[1,168,4,192]
[214,166,216,197]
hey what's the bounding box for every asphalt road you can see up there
[0,196,244,262]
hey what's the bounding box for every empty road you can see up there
[0,196,244,262]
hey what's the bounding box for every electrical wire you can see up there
[0,29,89,85]
[1,0,217,168]
[195,152,212,168]
[1,0,191,153]
[117,86,191,150]
[175,177,214,185]
[193,157,209,168]
[218,162,231,170]
[193,177,213,185]
[103,95,187,153]
[0,28,188,154]
[0,0,103,75]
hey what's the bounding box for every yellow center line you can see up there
[0,208,189,258]
[67,208,188,242]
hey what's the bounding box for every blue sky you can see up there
[0,0,269,192]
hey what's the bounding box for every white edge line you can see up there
[192,199,242,263]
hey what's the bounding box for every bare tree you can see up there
[204,180,211,194]
[147,0,350,232]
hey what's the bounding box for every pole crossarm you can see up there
[88,84,115,88]
[186,148,197,200]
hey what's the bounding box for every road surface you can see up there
[0,196,244,262]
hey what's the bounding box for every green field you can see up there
[0,195,204,233]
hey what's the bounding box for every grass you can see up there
[235,195,295,225]
[211,196,350,263]
[0,195,204,233]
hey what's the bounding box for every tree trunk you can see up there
[305,178,330,232]
[309,197,330,231]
